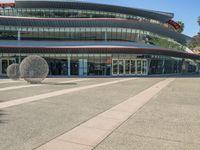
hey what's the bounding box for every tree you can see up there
[198,17,200,37]
[188,17,200,52]
[177,21,184,33]
[188,35,200,49]
[198,16,200,26]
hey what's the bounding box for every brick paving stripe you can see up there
[35,78,175,150]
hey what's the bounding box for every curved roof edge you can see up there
[1,46,199,60]
[15,0,174,22]
[0,40,199,59]
[0,16,189,44]
[0,40,163,48]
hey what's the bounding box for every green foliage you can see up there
[188,16,200,52]
[146,35,184,51]
[177,21,184,33]
[188,34,200,49]
[188,17,200,49]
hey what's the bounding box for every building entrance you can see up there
[112,59,148,76]
[70,60,79,76]
[48,59,68,75]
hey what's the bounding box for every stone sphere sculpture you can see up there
[7,64,20,80]
[20,55,49,84]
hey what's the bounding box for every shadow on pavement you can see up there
[0,100,8,124]
[0,110,6,124]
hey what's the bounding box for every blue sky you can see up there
[1,0,200,37]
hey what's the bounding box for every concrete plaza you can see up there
[0,77,200,150]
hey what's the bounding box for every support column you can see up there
[162,59,165,74]
[196,63,200,73]
[18,55,21,64]
[17,31,21,41]
[68,55,71,76]
[105,31,107,41]
[147,59,151,75]
[182,60,188,73]
[0,59,2,76]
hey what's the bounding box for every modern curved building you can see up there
[0,0,199,76]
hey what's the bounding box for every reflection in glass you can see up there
[131,60,136,74]
[112,60,118,75]
[142,60,147,75]
[137,60,142,74]
[118,60,124,75]
[125,60,130,74]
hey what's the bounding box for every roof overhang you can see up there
[0,41,199,60]
[15,0,173,22]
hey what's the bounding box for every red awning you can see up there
[0,3,15,8]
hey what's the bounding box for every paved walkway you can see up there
[0,77,200,150]
[36,78,174,150]
[94,78,200,150]
[0,78,132,109]
[2,77,152,150]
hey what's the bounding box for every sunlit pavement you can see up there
[0,77,200,150]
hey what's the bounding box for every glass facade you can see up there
[0,2,198,77]
[0,26,185,50]
[0,53,197,76]
[0,53,112,76]
[0,8,172,30]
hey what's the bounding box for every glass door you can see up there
[131,59,148,75]
[79,59,87,76]
[131,60,136,75]
[112,59,148,76]
[118,60,124,75]
[137,60,142,75]
[125,60,130,75]
[112,59,118,75]
[142,60,148,75]
[70,60,79,75]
